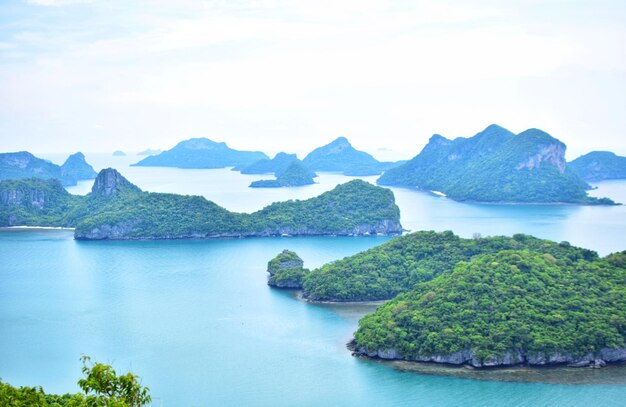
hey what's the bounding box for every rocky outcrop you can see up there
[91,168,141,198]
[516,143,566,173]
[267,250,308,288]
[353,345,626,368]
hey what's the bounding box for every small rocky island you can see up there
[0,168,403,240]
[250,160,316,188]
[267,250,309,288]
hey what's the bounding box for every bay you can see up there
[1,152,625,406]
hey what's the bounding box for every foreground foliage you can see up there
[0,356,150,406]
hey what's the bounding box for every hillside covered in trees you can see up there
[0,169,402,240]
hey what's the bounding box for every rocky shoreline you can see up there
[348,340,626,369]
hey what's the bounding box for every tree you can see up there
[77,356,151,407]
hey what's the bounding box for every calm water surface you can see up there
[1,153,625,406]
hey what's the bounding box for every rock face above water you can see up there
[569,151,626,182]
[0,177,79,226]
[91,168,141,198]
[267,250,309,288]
[378,124,613,204]
[354,346,626,369]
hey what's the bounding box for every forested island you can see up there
[268,231,626,368]
[377,124,615,204]
[0,151,96,187]
[0,168,402,240]
[352,249,626,368]
[273,231,596,302]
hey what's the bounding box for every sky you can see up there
[0,0,624,160]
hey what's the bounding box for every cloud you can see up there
[25,0,93,6]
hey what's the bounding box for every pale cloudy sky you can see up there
[0,0,624,159]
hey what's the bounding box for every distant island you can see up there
[236,152,300,174]
[0,168,402,240]
[0,151,96,187]
[303,137,399,176]
[352,248,626,368]
[137,148,162,156]
[112,150,126,156]
[569,151,626,182]
[131,138,267,169]
[377,124,615,204]
[249,160,316,188]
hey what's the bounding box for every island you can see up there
[249,160,316,188]
[270,231,597,301]
[60,152,97,182]
[569,151,626,182]
[137,148,162,156]
[352,249,626,368]
[112,150,126,156]
[267,250,309,288]
[377,124,615,204]
[236,152,299,174]
[131,137,268,169]
[0,168,402,240]
[303,137,399,176]
[0,151,97,187]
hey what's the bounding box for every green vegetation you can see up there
[353,250,626,365]
[132,137,267,168]
[250,160,316,188]
[0,169,402,239]
[378,125,614,204]
[302,231,596,301]
[267,249,309,288]
[0,178,85,227]
[569,151,626,182]
[0,356,150,406]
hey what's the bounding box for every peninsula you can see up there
[0,168,402,240]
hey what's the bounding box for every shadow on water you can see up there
[359,358,626,385]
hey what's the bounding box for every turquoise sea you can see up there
[1,153,625,406]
